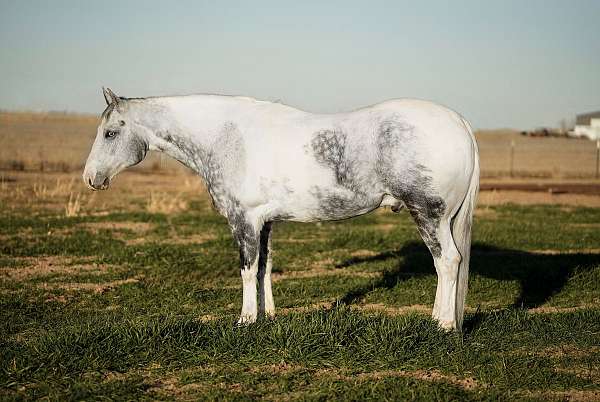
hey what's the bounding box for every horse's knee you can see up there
[241,265,258,280]
[232,224,260,271]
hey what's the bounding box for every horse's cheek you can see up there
[128,135,148,165]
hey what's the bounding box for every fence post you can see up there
[509,139,515,178]
[596,139,600,179]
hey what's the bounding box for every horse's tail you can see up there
[453,116,479,331]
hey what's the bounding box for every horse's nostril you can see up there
[88,178,93,187]
[102,177,110,188]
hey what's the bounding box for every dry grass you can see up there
[146,192,188,214]
[314,367,481,391]
[1,256,101,282]
[0,112,97,172]
[476,130,599,178]
[65,192,82,217]
[478,189,600,207]
[32,179,76,199]
[39,277,141,294]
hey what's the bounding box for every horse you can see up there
[83,88,479,331]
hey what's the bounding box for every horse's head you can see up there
[83,88,148,190]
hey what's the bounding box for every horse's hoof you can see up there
[235,315,257,327]
[437,320,457,332]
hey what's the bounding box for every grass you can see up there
[1,191,600,401]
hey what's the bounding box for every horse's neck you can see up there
[139,96,232,175]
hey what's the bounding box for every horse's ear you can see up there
[102,87,119,105]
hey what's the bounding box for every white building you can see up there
[573,111,600,140]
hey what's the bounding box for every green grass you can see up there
[1,204,600,400]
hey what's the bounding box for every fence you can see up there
[477,133,600,179]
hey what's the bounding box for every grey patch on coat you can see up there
[213,122,246,190]
[127,133,149,167]
[308,186,378,220]
[309,129,378,219]
[375,118,446,257]
[227,198,259,270]
[402,175,446,258]
[155,121,245,215]
[156,131,214,181]
[310,129,360,192]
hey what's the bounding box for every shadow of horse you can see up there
[338,241,600,313]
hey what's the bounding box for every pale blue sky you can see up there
[0,0,599,129]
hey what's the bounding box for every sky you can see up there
[0,0,599,129]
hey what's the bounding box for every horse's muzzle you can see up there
[85,172,110,191]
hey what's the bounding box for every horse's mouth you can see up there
[87,176,110,191]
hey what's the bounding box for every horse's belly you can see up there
[276,185,383,222]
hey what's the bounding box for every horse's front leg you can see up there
[230,214,263,325]
[258,222,274,318]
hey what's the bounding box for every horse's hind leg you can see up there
[407,203,461,330]
[429,220,461,330]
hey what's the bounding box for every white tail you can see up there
[452,118,480,330]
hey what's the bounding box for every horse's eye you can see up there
[105,130,118,139]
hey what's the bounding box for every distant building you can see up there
[573,111,600,140]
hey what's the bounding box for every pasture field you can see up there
[1,170,600,401]
[1,112,600,400]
